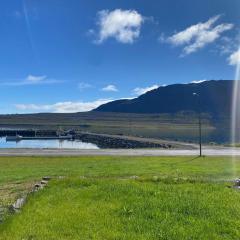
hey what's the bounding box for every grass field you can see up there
[0,156,239,239]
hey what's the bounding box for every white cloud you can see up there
[14,99,112,113]
[133,84,159,96]
[217,36,238,55]
[163,15,233,55]
[168,15,220,45]
[95,9,144,43]
[191,79,207,84]
[1,74,61,86]
[26,74,47,83]
[102,84,118,92]
[228,49,240,66]
[78,82,92,90]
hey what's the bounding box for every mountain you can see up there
[94,80,233,117]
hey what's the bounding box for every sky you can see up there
[0,0,240,113]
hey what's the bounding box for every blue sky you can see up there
[0,0,240,113]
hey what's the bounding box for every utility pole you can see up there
[129,116,132,136]
[193,93,202,157]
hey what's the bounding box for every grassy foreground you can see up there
[0,156,240,239]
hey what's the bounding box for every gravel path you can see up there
[0,146,238,156]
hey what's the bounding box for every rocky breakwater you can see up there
[77,133,173,149]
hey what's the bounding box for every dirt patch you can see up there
[0,181,35,221]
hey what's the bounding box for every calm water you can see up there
[0,137,99,149]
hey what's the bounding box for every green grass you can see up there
[0,156,240,239]
[0,156,238,183]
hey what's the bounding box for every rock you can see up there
[76,133,172,149]
[42,176,51,181]
[10,197,26,212]
[41,180,48,185]
[34,183,41,188]
[235,178,240,186]
[233,178,240,189]
[6,176,52,218]
[33,182,45,192]
[129,175,139,179]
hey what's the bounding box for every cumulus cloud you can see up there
[1,74,61,86]
[95,9,144,43]
[133,84,159,96]
[102,84,118,92]
[14,99,112,113]
[228,49,240,66]
[162,15,233,56]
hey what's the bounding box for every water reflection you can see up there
[0,137,99,149]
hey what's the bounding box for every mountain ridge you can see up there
[94,80,233,117]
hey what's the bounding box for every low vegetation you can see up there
[0,156,239,239]
[0,111,217,142]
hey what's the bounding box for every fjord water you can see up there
[0,137,99,149]
[231,47,240,177]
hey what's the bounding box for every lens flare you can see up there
[22,0,37,62]
[231,47,240,177]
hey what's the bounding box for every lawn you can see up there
[0,156,239,239]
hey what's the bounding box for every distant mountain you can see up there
[94,80,233,117]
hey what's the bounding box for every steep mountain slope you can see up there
[94,80,233,116]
